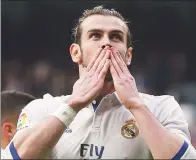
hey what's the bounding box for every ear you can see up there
[2,122,16,140]
[125,47,133,66]
[69,43,82,65]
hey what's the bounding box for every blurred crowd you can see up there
[2,51,196,147]
[1,59,77,98]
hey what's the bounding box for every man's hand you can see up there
[67,46,111,112]
[109,49,144,109]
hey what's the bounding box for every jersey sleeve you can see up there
[157,96,196,159]
[16,93,70,131]
[181,144,196,159]
[159,96,191,143]
[1,148,13,159]
[16,99,48,131]
[4,94,69,159]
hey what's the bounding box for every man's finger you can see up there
[90,46,109,74]
[86,47,103,72]
[112,51,126,73]
[118,53,130,73]
[111,52,123,76]
[95,50,111,74]
[109,60,118,80]
[98,59,110,80]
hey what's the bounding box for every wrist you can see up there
[128,103,149,119]
[52,103,77,127]
[125,97,145,110]
[65,95,84,113]
[128,104,146,112]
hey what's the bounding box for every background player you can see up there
[1,91,35,151]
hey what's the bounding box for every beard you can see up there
[105,70,113,82]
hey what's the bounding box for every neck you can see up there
[1,139,8,149]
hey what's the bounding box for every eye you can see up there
[90,33,101,40]
[110,34,122,41]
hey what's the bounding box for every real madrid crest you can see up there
[121,119,139,139]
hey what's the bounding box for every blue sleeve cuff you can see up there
[9,141,21,160]
[172,140,189,160]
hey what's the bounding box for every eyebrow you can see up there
[87,29,124,35]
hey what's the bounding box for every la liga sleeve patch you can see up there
[16,112,30,131]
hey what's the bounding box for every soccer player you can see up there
[1,91,35,152]
[3,6,196,159]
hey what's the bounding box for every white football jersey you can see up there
[5,92,195,159]
[1,148,13,159]
[1,148,5,159]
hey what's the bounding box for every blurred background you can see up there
[1,0,196,147]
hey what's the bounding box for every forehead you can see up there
[81,15,128,34]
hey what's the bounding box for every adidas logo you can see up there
[64,127,72,133]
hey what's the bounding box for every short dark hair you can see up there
[1,90,36,123]
[72,5,132,48]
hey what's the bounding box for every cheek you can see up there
[81,47,92,64]
[11,125,17,134]
[81,43,100,64]
[113,45,127,59]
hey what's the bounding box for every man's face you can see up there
[80,15,129,66]
[70,15,132,81]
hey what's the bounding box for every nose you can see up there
[101,36,112,48]
[102,44,112,49]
